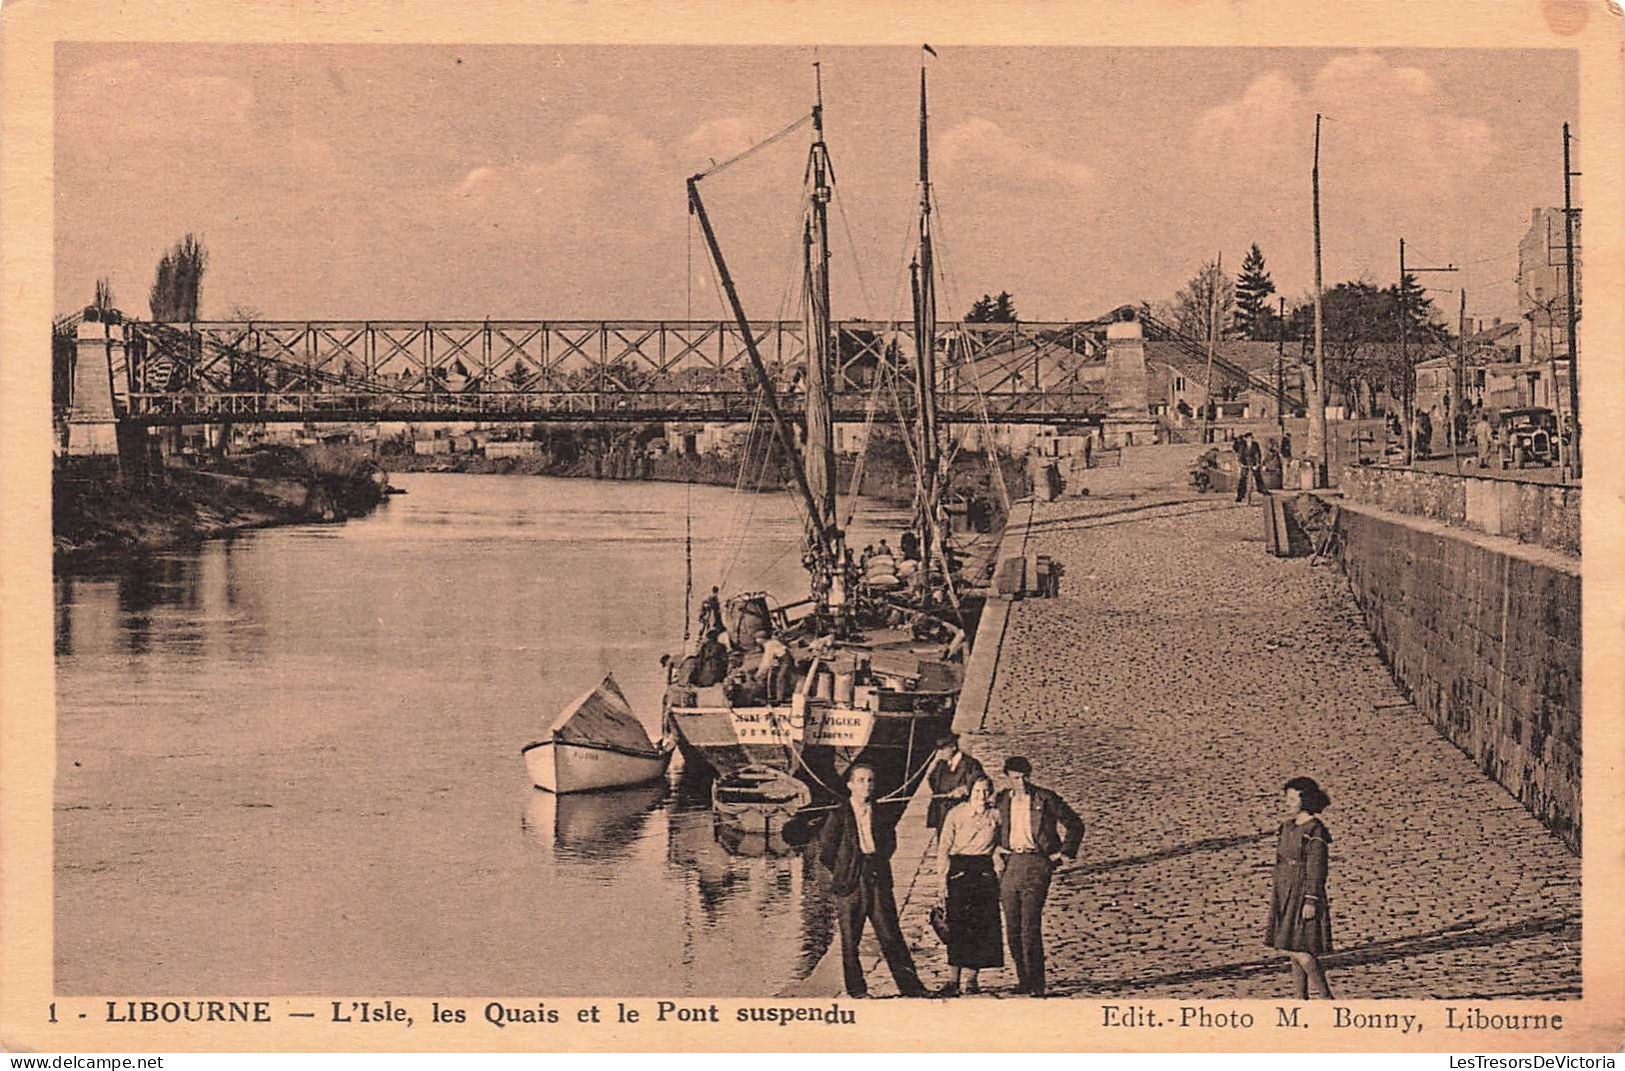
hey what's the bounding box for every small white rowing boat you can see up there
[522,674,674,794]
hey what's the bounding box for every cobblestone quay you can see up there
[881,445,1580,1000]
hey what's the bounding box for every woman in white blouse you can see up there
[935,775,1004,996]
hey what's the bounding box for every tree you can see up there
[1232,243,1277,340]
[1171,259,1234,342]
[149,234,209,323]
[964,291,1017,323]
[1284,277,1450,418]
[93,277,116,316]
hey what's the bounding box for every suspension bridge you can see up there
[57,307,1295,432]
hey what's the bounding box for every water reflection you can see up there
[53,473,905,994]
[521,781,667,861]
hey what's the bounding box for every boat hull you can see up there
[669,699,952,803]
[522,738,674,794]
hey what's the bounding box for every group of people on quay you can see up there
[816,735,1336,1001]
[1190,432,1292,501]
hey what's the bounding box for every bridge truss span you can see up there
[104,317,1114,426]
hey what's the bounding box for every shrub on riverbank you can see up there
[54,446,388,572]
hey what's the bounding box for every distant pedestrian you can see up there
[1246,435,1268,498]
[1280,432,1293,461]
[1474,414,1493,469]
[900,530,921,562]
[818,764,931,999]
[935,775,1004,997]
[1232,435,1250,503]
[1268,776,1335,1000]
[926,734,986,830]
[995,756,1084,997]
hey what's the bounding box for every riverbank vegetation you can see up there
[53,447,387,572]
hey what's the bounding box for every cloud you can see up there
[447,112,660,208]
[938,118,1092,190]
[1190,52,1495,180]
[60,58,255,146]
[1190,71,1300,158]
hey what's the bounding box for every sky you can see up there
[55,44,1577,328]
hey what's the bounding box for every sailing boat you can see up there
[661,56,975,812]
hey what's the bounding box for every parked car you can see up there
[1494,407,1558,468]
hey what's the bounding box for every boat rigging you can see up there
[665,53,983,841]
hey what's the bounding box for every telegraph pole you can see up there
[1562,122,1581,479]
[1454,288,1465,475]
[1397,237,1456,466]
[1199,251,1222,445]
[1276,295,1286,437]
[1399,238,1408,464]
[1311,114,1327,484]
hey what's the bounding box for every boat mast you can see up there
[804,63,839,549]
[912,54,941,600]
[687,175,826,560]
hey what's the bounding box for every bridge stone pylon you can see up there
[65,319,125,456]
[1102,315,1156,447]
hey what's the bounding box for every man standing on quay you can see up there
[995,756,1085,996]
[926,733,985,831]
[818,765,930,999]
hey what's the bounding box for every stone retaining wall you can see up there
[1340,464,1580,556]
[1334,503,1580,852]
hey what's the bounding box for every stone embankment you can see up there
[1331,465,1580,851]
[849,444,1579,1000]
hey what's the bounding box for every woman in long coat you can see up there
[1268,776,1335,999]
[935,776,1003,996]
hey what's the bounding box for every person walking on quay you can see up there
[1268,776,1335,1000]
[1474,412,1494,469]
[1232,435,1252,504]
[995,756,1085,997]
[818,764,931,999]
[926,733,985,831]
[1247,434,1269,499]
[935,775,1004,997]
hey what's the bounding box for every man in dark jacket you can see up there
[1232,435,1251,503]
[1246,435,1269,498]
[925,734,986,830]
[994,756,1085,996]
[817,765,929,998]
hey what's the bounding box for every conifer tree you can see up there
[1232,243,1276,340]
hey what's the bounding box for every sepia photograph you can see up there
[3,0,1622,1055]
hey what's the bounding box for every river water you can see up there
[54,473,909,996]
